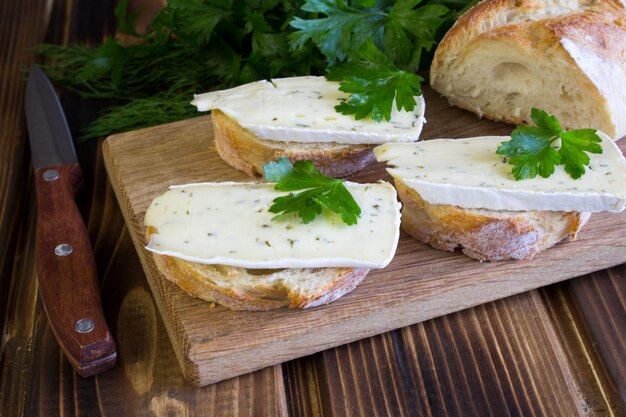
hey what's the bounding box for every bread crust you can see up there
[212,110,376,178]
[152,255,370,310]
[395,179,590,262]
[146,229,370,310]
[430,0,626,139]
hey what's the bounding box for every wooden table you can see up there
[1,1,624,416]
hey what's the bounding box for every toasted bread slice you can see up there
[395,179,590,262]
[147,229,369,310]
[152,254,369,310]
[212,109,376,178]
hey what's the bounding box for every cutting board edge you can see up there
[181,256,626,386]
[147,244,626,386]
[102,138,202,383]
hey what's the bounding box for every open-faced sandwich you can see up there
[144,159,401,310]
[375,110,626,261]
[191,76,425,177]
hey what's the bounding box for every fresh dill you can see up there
[35,0,476,140]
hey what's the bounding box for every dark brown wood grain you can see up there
[33,164,116,376]
[285,290,620,417]
[0,0,49,349]
[1,0,626,415]
[567,268,626,407]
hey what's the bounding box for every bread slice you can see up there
[212,109,376,178]
[147,229,369,310]
[395,179,590,262]
[430,0,626,139]
[152,254,369,310]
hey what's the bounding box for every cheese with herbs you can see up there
[144,182,401,268]
[191,76,425,144]
[375,133,626,212]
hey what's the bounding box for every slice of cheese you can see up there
[191,76,425,144]
[144,181,401,268]
[375,133,626,212]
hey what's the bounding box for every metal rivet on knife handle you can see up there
[43,169,59,181]
[75,318,95,334]
[54,243,73,256]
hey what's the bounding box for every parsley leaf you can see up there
[263,157,361,225]
[530,107,562,134]
[385,0,448,70]
[560,128,603,179]
[326,41,423,122]
[262,157,294,182]
[497,108,603,180]
[288,0,384,65]
[497,125,561,180]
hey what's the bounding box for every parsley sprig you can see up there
[497,108,603,180]
[263,158,361,225]
[290,0,465,121]
[326,41,423,122]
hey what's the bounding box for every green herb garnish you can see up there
[326,40,423,122]
[263,157,361,225]
[497,108,603,180]
[290,0,457,121]
[35,0,476,140]
[35,0,326,140]
[289,0,449,71]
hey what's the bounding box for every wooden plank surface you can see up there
[102,88,626,386]
[0,0,47,346]
[566,267,626,407]
[1,0,625,416]
[284,287,625,417]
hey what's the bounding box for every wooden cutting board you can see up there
[102,87,626,386]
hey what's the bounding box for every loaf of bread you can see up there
[430,0,626,139]
[394,179,589,262]
[212,109,376,178]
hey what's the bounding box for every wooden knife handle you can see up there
[34,164,116,377]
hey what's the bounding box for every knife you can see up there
[25,66,117,377]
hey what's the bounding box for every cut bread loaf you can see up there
[430,0,626,139]
[395,179,590,262]
[148,229,370,310]
[212,109,376,178]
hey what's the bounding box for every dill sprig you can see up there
[80,93,199,140]
[35,0,324,140]
[35,0,476,141]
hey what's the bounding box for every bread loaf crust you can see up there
[430,0,626,139]
[395,179,590,262]
[212,110,376,177]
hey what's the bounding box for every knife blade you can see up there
[25,66,117,377]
